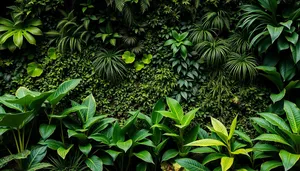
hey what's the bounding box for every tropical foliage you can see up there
[1,0,300,170]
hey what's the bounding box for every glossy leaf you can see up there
[133,150,154,164]
[283,100,300,133]
[79,143,92,156]
[176,158,209,171]
[161,149,178,162]
[270,89,286,103]
[267,25,283,43]
[221,157,234,171]
[186,139,226,147]
[117,139,132,153]
[0,150,30,169]
[47,79,81,106]
[85,155,103,171]
[39,124,56,140]
[26,146,47,169]
[27,62,43,77]
[261,160,283,171]
[279,150,300,171]
[57,145,73,159]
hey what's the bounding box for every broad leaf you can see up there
[81,94,97,122]
[186,139,226,147]
[261,160,283,171]
[57,145,73,159]
[267,25,283,43]
[166,97,184,123]
[79,143,92,156]
[27,62,43,77]
[176,158,209,171]
[133,150,154,164]
[211,117,228,136]
[228,115,238,140]
[117,139,132,153]
[39,124,56,139]
[279,150,300,171]
[132,129,152,142]
[270,89,286,103]
[254,134,291,147]
[85,155,103,171]
[161,149,178,162]
[221,157,234,171]
[105,150,121,161]
[26,146,47,169]
[283,100,300,133]
[122,51,135,64]
[47,79,81,106]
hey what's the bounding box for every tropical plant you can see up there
[46,10,90,52]
[0,86,53,170]
[95,22,121,46]
[170,55,206,102]
[0,14,42,52]
[48,150,87,171]
[186,116,253,170]
[225,52,258,81]
[256,66,300,113]
[228,31,251,54]
[92,49,127,82]
[194,39,230,66]
[189,24,215,44]
[153,97,200,158]
[201,9,230,32]
[239,0,300,65]
[122,51,153,71]
[164,30,193,59]
[95,111,156,171]
[251,100,300,170]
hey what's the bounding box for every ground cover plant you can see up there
[1,0,300,170]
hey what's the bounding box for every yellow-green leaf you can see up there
[228,115,237,140]
[186,139,226,147]
[221,157,234,171]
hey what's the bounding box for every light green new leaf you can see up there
[279,150,300,171]
[117,139,132,153]
[181,108,199,127]
[228,115,238,140]
[211,117,228,137]
[57,145,73,159]
[166,97,184,123]
[283,100,300,133]
[186,139,226,147]
[270,89,286,103]
[122,51,135,64]
[27,62,43,77]
[48,47,57,60]
[133,150,154,164]
[85,155,103,171]
[134,61,144,71]
[13,30,23,48]
[221,157,234,171]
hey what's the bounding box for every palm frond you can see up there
[228,31,251,54]
[225,52,258,81]
[92,49,127,82]
[189,24,215,44]
[201,9,230,32]
[195,39,230,66]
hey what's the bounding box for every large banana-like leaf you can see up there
[283,100,300,133]
[47,79,81,106]
[0,110,34,129]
